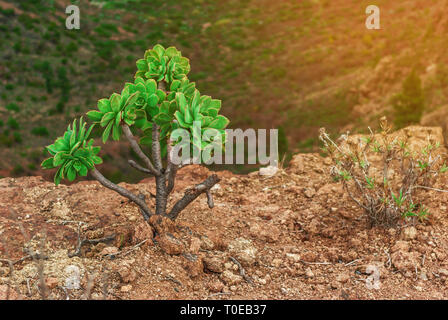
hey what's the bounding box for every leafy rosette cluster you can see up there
[41,118,101,185]
[135,44,190,84]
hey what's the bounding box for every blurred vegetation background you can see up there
[1,0,448,182]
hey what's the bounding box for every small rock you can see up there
[100,246,119,256]
[438,268,448,276]
[271,258,282,268]
[259,166,278,177]
[305,267,314,278]
[207,279,224,293]
[307,219,320,235]
[203,254,226,273]
[220,270,243,285]
[157,233,184,255]
[133,222,154,244]
[301,251,318,262]
[85,229,105,239]
[120,285,133,292]
[211,184,221,191]
[391,241,409,253]
[249,223,280,243]
[304,188,316,198]
[336,273,350,283]
[200,236,215,251]
[401,227,417,241]
[182,253,203,278]
[330,281,340,289]
[350,238,362,248]
[228,238,257,267]
[189,237,201,254]
[289,154,305,173]
[391,250,420,273]
[286,253,301,263]
[280,287,289,295]
[388,228,396,237]
[116,261,137,283]
[45,277,59,289]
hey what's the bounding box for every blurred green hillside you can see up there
[1,0,448,182]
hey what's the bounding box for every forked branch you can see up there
[122,124,159,176]
[90,168,153,220]
[168,174,220,220]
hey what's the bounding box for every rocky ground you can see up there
[1,127,448,300]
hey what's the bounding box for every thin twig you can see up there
[229,256,253,284]
[90,168,153,220]
[163,275,182,287]
[206,190,214,208]
[122,124,159,176]
[412,185,448,193]
[300,260,332,265]
[345,259,361,267]
[168,174,220,220]
[105,239,149,258]
[128,160,154,175]
[69,232,116,258]
[207,292,232,299]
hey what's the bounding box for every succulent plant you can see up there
[135,44,190,84]
[42,45,227,228]
[41,117,101,185]
[86,87,140,143]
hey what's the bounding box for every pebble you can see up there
[305,267,314,278]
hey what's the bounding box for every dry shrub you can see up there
[319,117,448,227]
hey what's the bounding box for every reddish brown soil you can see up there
[1,149,448,300]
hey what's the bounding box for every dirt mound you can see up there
[421,106,448,143]
[1,128,448,300]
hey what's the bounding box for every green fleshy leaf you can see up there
[147,94,159,108]
[67,166,76,182]
[41,158,55,169]
[92,156,103,165]
[145,79,157,94]
[125,92,139,108]
[209,115,229,130]
[112,123,121,141]
[78,165,88,177]
[102,121,113,143]
[110,93,121,113]
[136,59,148,71]
[154,113,172,125]
[98,99,111,113]
[100,112,115,127]
[170,80,181,91]
[174,111,189,128]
